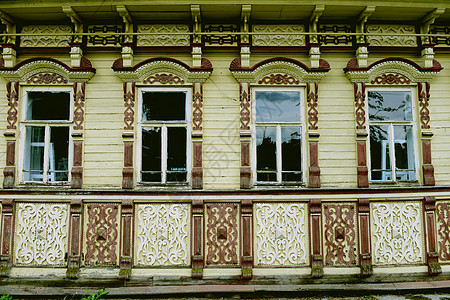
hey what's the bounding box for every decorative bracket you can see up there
[117,5,134,67]
[191,5,202,67]
[0,10,16,68]
[240,5,251,68]
[355,6,375,67]
[0,10,16,45]
[420,8,445,45]
[309,5,324,68]
[63,7,84,68]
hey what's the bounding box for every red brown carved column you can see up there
[240,83,252,188]
[241,199,253,279]
[423,196,441,275]
[357,198,372,276]
[418,82,435,186]
[192,82,203,189]
[354,82,369,187]
[119,199,133,280]
[3,81,19,189]
[0,199,14,276]
[191,199,204,278]
[122,82,135,189]
[310,199,323,278]
[307,83,320,188]
[67,199,83,279]
[71,82,86,189]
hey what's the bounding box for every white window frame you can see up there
[251,87,306,185]
[18,86,73,184]
[137,87,192,185]
[366,87,420,183]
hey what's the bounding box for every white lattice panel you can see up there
[137,25,190,46]
[366,25,417,46]
[20,25,72,47]
[252,25,306,46]
[371,202,424,265]
[14,203,69,266]
[254,203,308,266]
[135,203,190,266]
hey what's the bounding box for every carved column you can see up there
[122,82,135,189]
[424,196,441,275]
[418,82,435,186]
[192,82,203,189]
[119,199,133,280]
[3,81,19,189]
[191,199,204,278]
[240,83,252,189]
[71,82,85,189]
[307,82,320,188]
[67,199,83,279]
[310,199,323,278]
[0,199,14,276]
[241,199,253,279]
[357,198,372,276]
[354,82,369,188]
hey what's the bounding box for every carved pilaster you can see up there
[71,82,85,189]
[354,82,369,188]
[240,82,252,189]
[308,133,320,188]
[310,199,323,278]
[192,82,203,189]
[240,5,251,68]
[191,5,202,67]
[357,198,372,276]
[0,199,14,276]
[241,199,253,279]
[418,81,435,186]
[67,199,83,279]
[191,199,204,278]
[423,197,441,275]
[123,82,135,189]
[119,199,133,280]
[3,81,18,189]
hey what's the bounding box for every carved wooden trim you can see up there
[310,199,323,278]
[424,197,441,275]
[258,73,300,85]
[241,199,253,279]
[119,199,133,280]
[6,82,18,130]
[0,199,14,276]
[418,82,431,130]
[370,73,411,85]
[422,140,435,186]
[122,141,134,189]
[357,141,369,188]
[240,83,251,131]
[192,140,203,189]
[309,141,320,188]
[192,83,203,131]
[240,140,251,189]
[123,82,135,131]
[27,73,68,84]
[143,73,185,84]
[191,199,204,278]
[357,198,373,276]
[354,82,366,130]
[73,82,85,131]
[307,82,319,131]
[71,141,83,189]
[67,199,83,279]
[3,140,16,189]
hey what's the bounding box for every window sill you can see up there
[369,180,420,187]
[16,182,71,189]
[135,182,190,190]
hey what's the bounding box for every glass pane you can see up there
[23,126,45,182]
[167,127,187,182]
[142,92,186,121]
[48,127,69,182]
[255,91,301,122]
[256,126,277,181]
[26,91,70,121]
[281,126,302,182]
[370,125,391,181]
[394,125,416,181]
[368,91,412,121]
[141,127,161,182]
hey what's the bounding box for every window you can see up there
[138,88,191,184]
[20,87,72,183]
[368,89,418,182]
[253,89,305,184]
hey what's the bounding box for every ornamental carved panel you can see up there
[73,82,85,130]
[436,202,450,262]
[323,203,357,266]
[429,26,450,46]
[137,25,190,47]
[371,74,411,85]
[84,204,119,266]
[240,83,251,130]
[418,82,431,130]
[205,203,239,266]
[6,82,18,130]
[366,25,417,47]
[252,25,306,46]
[27,73,68,84]
[318,24,353,46]
[254,203,308,266]
[20,25,72,47]
[371,202,424,265]
[14,203,69,266]
[135,204,190,266]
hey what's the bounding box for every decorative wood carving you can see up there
[307,82,319,131]
[371,73,411,85]
[136,24,190,47]
[357,199,372,276]
[371,202,424,265]
[27,73,68,84]
[437,202,450,262]
[192,139,203,189]
[204,24,239,46]
[258,73,299,85]
[67,199,82,279]
[240,137,251,189]
[15,203,69,266]
[119,199,133,280]
[6,81,18,130]
[252,25,306,46]
[192,83,203,131]
[309,140,320,188]
[192,199,204,278]
[241,199,253,279]
[354,82,366,130]
[319,24,353,45]
[20,25,71,47]
[85,204,119,266]
[123,82,135,131]
[323,204,357,266]
[205,203,239,266]
[310,199,323,278]
[424,197,441,275]
[123,139,134,189]
[254,203,307,266]
[3,140,16,189]
[418,82,431,130]
[422,139,435,186]
[143,73,185,84]
[240,83,251,131]
[366,25,417,47]
[0,199,14,276]
[73,82,85,131]
[87,25,123,46]
[357,140,369,188]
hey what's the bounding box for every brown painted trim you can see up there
[357,198,373,276]
[230,57,330,72]
[0,199,14,276]
[309,142,320,188]
[119,199,133,280]
[0,57,96,73]
[192,141,203,190]
[191,199,204,278]
[422,140,435,186]
[357,141,369,188]
[241,199,253,279]
[309,199,323,278]
[67,199,83,279]
[112,57,213,72]
[3,141,16,189]
[344,57,442,72]
[423,196,441,274]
